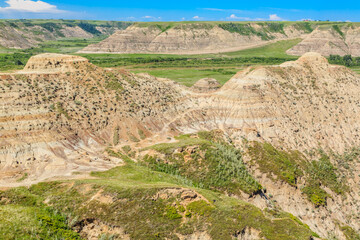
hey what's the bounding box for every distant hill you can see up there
[79,21,313,54]
[0,19,131,49]
[79,21,360,56]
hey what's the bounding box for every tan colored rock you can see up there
[79,23,306,54]
[191,78,221,93]
[287,25,360,56]
[21,53,89,74]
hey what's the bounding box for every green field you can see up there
[131,68,241,86]
[351,66,360,74]
[223,38,302,58]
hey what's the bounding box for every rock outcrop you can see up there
[287,25,360,56]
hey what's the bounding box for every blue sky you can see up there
[0,0,359,22]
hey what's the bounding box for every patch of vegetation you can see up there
[121,145,132,154]
[219,23,270,40]
[187,200,214,216]
[247,142,348,207]
[341,225,360,240]
[105,80,123,91]
[0,158,315,240]
[144,134,211,154]
[294,22,313,33]
[248,142,305,186]
[224,38,302,58]
[138,129,146,140]
[302,150,348,206]
[0,190,81,239]
[127,132,140,142]
[78,22,102,35]
[143,133,262,195]
[113,126,119,145]
[16,173,28,182]
[56,102,71,120]
[329,54,360,67]
[302,185,329,207]
[332,24,344,37]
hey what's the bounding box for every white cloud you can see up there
[193,16,200,19]
[142,16,161,20]
[226,14,264,21]
[228,14,250,20]
[0,0,65,13]
[269,14,284,21]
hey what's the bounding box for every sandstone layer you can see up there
[79,23,307,54]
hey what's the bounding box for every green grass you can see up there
[224,38,303,58]
[350,66,360,74]
[341,225,360,240]
[131,68,240,86]
[248,142,305,186]
[0,159,316,240]
[0,205,81,239]
[142,133,262,195]
[247,142,348,207]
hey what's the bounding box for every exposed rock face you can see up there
[287,25,360,56]
[2,52,360,182]
[167,52,360,153]
[0,54,187,185]
[79,23,307,54]
[21,54,89,73]
[191,78,221,93]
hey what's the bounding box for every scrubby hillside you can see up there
[0,19,131,49]
[1,52,360,239]
[79,22,312,54]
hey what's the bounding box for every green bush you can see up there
[143,132,262,195]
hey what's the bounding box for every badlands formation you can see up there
[80,22,360,56]
[287,25,360,56]
[79,22,309,54]
[0,20,129,49]
[1,52,360,239]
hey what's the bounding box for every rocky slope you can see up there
[287,24,360,56]
[0,20,131,49]
[79,22,311,54]
[80,21,360,57]
[1,52,360,239]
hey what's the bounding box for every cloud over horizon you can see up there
[0,0,65,13]
[269,14,284,21]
